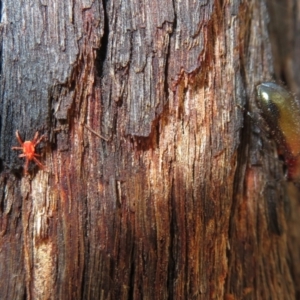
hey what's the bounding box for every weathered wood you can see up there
[0,0,299,299]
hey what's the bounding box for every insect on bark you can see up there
[256,82,300,182]
[11,130,46,175]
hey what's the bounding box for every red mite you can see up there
[12,130,46,175]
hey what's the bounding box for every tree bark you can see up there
[0,0,299,299]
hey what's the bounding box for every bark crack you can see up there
[95,0,109,77]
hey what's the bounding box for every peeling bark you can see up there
[0,0,299,299]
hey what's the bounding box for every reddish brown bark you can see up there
[0,0,300,299]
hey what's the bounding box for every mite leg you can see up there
[33,132,45,146]
[24,158,29,175]
[12,147,23,150]
[15,130,24,146]
[32,157,46,170]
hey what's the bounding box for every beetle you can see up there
[256,82,300,181]
[11,130,46,175]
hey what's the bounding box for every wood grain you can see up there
[0,0,299,299]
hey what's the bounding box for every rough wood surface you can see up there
[0,0,299,299]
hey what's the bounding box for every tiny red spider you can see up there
[12,130,46,175]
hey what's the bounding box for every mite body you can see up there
[12,130,46,175]
[256,82,300,181]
